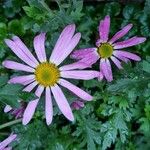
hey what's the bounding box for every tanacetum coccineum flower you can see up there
[71,16,146,82]
[3,24,100,125]
[0,134,17,150]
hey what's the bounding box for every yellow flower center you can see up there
[97,43,113,58]
[35,62,60,87]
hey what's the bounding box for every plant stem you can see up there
[0,118,22,130]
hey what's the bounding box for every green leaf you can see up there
[0,75,8,87]
[0,84,23,107]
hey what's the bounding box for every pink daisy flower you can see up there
[71,16,146,82]
[3,24,100,125]
[0,134,17,150]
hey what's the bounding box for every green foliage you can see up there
[0,0,150,150]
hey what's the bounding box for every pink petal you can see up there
[51,32,81,65]
[113,52,129,63]
[22,99,39,125]
[45,87,53,125]
[12,36,39,65]
[113,36,146,49]
[58,79,93,101]
[51,84,74,121]
[33,33,47,62]
[109,24,133,44]
[70,48,96,59]
[50,24,75,64]
[70,48,99,68]
[8,75,35,85]
[23,81,38,92]
[60,70,99,80]
[4,39,37,68]
[59,62,89,71]
[0,134,17,150]
[4,147,12,150]
[35,85,44,97]
[113,50,141,61]
[100,59,113,82]
[111,56,123,69]
[3,60,35,72]
[98,15,110,43]
[4,105,12,113]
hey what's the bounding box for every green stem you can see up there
[0,118,22,130]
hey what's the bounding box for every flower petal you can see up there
[33,33,47,62]
[45,87,53,125]
[22,99,39,125]
[0,134,17,150]
[100,59,113,82]
[59,62,89,71]
[51,33,81,65]
[51,84,74,121]
[58,79,93,101]
[111,56,123,69]
[109,24,133,44]
[113,37,146,49]
[8,75,35,85]
[5,39,37,68]
[4,105,12,113]
[98,15,110,43]
[70,48,97,59]
[3,60,35,72]
[12,36,39,65]
[35,85,44,97]
[23,81,38,92]
[60,70,99,80]
[70,48,99,68]
[50,24,75,64]
[113,50,141,61]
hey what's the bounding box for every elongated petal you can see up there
[109,24,133,44]
[59,62,89,71]
[61,70,99,80]
[113,50,141,61]
[51,33,81,65]
[70,48,99,68]
[23,81,38,92]
[59,79,93,101]
[51,84,74,121]
[70,48,96,59]
[114,37,146,49]
[98,15,110,42]
[0,134,17,150]
[3,147,12,150]
[100,59,113,82]
[35,85,44,97]
[8,75,35,85]
[113,52,130,63]
[50,24,75,64]
[45,87,53,125]
[22,99,39,125]
[111,56,123,69]
[5,39,37,68]
[34,33,47,62]
[12,36,39,65]
[3,60,35,72]
[4,105,12,113]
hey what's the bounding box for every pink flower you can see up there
[3,24,100,125]
[71,100,84,110]
[0,134,17,150]
[71,16,146,82]
[4,102,26,119]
